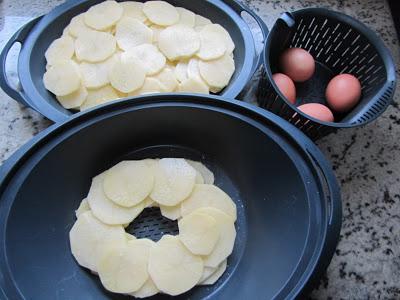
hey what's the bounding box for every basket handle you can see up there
[0,16,42,106]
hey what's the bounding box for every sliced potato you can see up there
[143,1,179,26]
[109,59,146,93]
[178,211,219,255]
[196,24,228,60]
[129,77,166,96]
[194,207,236,267]
[69,211,126,272]
[115,17,153,51]
[174,60,189,83]
[69,14,96,38]
[97,239,153,293]
[200,259,227,285]
[45,35,75,65]
[150,24,164,43]
[84,0,123,30]
[220,25,235,54]
[43,60,81,96]
[75,31,116,62]
[150,158,196,206]
[178,77,209,94]
[122,44,165,75]
[176,7,195,27]
[187,58,203,81]
[120,1,147,22]
[186,160,214,184]
[87,174,146,225]
[143,197,157,208]
[160,204,181,220]
[56,84,88,109]
[125,233,136,240]
[152,67,178,92]
[103,160,154,207]
[80,85,119,110]
[181,184,237,220]
[158,25,200,60]
[195,14,212,28]
[194,170,204,184]
[130,276,159,298]
[148,235,203,295]
[75,198,90,218]
[199,54,235,89]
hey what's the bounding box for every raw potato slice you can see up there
[158,25,200,60]
[195,14,212,28]
[174,60,188,83]
[80,85,119,110]
[129,77,166,96]
[57,84,88,109]
[103,160,154,207]
[130,276,159,298]
[194,170,204,184]
[150,158,196,206]
[109,59,146,93]
[196,24,228,60]
[120,1,147,22]
[199,54,235,89]
[199,265,217,283]
[45,35,75,65]
[181,184,237,220]
[186,160,214,184]
[178,211,219,255]
[152,67,178,92]
[87,174,145,225]
[69,211,126,272]
[126,233,136,240]
[221,26,235,54]
[75,198,90,218]
[97,239,152,293]
[43,60,81,96]
[122,44,165,75]
[160,204,181,220]
[69,14,95,38]
[143,1,179,26]
[176,7,195,27]
[194,207,236,267]
[150,24,164,43]
[84,0,123,30]
[75,31,116,62]
[115,17,153,51]
[148,235,203,295]
[178,77,209,94]
[187,58,203,81]
[201,259,227,285]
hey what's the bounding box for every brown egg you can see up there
[280,48,315,82]
[297,103,334,122]
[326,74,361,113]
[272,73,296,104]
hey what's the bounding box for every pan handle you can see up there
[0,16,42,106]
[222,0,269,74]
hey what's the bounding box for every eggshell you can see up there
[272,73,296,104]
[326,74,361,113]
[280,48,315,82]
[297,103,334,122]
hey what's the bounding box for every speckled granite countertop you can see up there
[0,0,399,299]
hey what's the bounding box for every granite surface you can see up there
[0,0,399,299]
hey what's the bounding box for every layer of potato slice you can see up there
[56,84,88,109]
[75,198,90,218]
[84,0,123,30]
[200,259,227,285]
[115,17,153,51]
[130,276,159,298]
[160,204,181,220]
[174,60,189,83]
[196,24,228,61]
[69,14,95,38]
[43,60,81,96]
[152,67,178,92]
[109,59,146,93]
[186,160,214,184]
[195,14,212,28]
[143,1,179,26]
[120,1,147,22]
[178,77,209,94]
[75,31,116,62]
[176,7,195,27]
[122,44,165,75]
[129,77,166,96]
[199,54,235,89]
[148,235,203,295]
[80,85,120,110]
[45,35,75,65]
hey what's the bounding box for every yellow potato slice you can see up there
[109,59,146,93]
[160,204,181,220]
[87,174,146,225]
[143,1,179,26]
[103,160,154,207]
[69,14,96,38]
[84,0,123,30]
[129,77,166,96]
[176,7,195,27]
[198,265,216,283]
[178,211,219,255]
[43,60,81,96]
[196,24,228,60]
[130,276,159,298]
[97,239,152,293]
[186,160,214,184]
[150,24,164,43]
[174,60,188,83]
[158,25,200,60]
[150,158,196,206]
[148,235,203,295]
[152,67,178,92]
[199,54,235,89]
[69,211,126,272]
[194,207,236,267]
[75,198,90,218]
[200,259,227,285]
[115,17,153,51]
[80,85,119,110]
[178,77,209,94]
[75,31,116,63]
[181,184,237,220]
[56,84,88,109]
[122,44,166,75]
[45,35,75,65]
[195,14,212,28]
[120,1,147,22]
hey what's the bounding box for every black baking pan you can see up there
[0,0,268,123]
[257,8,396,140]
[0,94,341,299]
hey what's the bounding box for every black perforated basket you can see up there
[257,8,396,140]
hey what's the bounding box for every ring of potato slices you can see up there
[70,158,237,297]
[43,0,236,112]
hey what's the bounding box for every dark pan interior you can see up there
[1,104,323,299]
